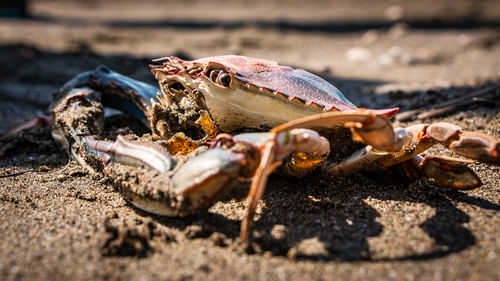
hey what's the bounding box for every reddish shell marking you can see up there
[194,56,356,111]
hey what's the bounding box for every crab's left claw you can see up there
[87,134,262,217]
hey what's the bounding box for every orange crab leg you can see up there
[331,122,499,189]
[240,128,330,241]
[376,122,500,167]
[241,111,406,240]
[241,138,279,241]
[1,116,51,138]
[271,110,406,153]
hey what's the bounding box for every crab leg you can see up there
[272,109,407,152]
[331,122,499,189]
[241,111,499,240]
[55,65,159,119]
[1,116,51,138]
[240,129,330,241]
[240,110,406,241]
[377,123,499,166]
[241,139,278,241]
[403,155,481,189]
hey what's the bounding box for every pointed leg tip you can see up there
[491,143,500,163]
[420,157,482,190]
[371,107,400,119]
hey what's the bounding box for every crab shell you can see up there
[151,55,396,132]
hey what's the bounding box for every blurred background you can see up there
[1,0,499,79]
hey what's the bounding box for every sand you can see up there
[0,1,499,280]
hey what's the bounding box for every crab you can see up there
[9,55,499,241]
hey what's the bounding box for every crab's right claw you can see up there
[58,65,159,119]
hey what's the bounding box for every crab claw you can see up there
[88,135,260,217]
[172,148,253,212]
[85,135,174,173]
[58,65,159,119]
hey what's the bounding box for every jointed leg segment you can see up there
[330,121,499,189]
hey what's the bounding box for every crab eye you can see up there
[205,63,231,88]
[217,72,231,88]
[208,69,219,83]
[207,69,231,88]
